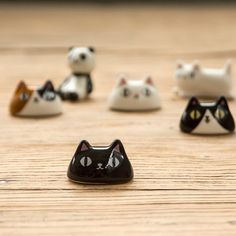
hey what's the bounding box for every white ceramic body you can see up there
[108,78,161,111]
[175,61,233,98]
[18,90,63,117]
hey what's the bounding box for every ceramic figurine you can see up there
[10,80,63,117]
[58,46,95,101]
[180,96,235,134]
[67,139,133,184]
[174,60,233,98]
[108,77,161,111]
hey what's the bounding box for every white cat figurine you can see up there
[108,77,161,111]
[174,60,233,99]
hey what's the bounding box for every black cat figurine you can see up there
[67,139,133,184]
[180,96,235,134]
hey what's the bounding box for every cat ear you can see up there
[88,47,95,53]
[186,97,200,110]
[68,46,74,52]
[117,77,127,87]
[76,140,91,153]
[217,96,229,109]
[145,76,154,86]
[42,80,55,92]
[110,139,124,154]
[193,61,200,71]
[176,60,184,69]
[15,81,27,93]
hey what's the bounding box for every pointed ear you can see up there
[76,140,91,153]
[217,96,229,109]
[15,80,27,93]
[176,60,184,69]
[145,76,154,86]
[186,97,200,110]
[193,61,200,71]
[68,46,74,52]
[88,47,95,53]
[43,80,55,92]
[117,77,127,87]
[110,139,124,154]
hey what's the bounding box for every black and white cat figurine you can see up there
[58,47,95,101]
[180,96,235,134]
[67,139,133,184]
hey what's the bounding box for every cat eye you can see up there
[80,156,92,167]
[215,108,226,120]
[122,88,130,97]
[19,93,29,101]
[106,156,120,168]
[144,88,151,97]
[43,91,56,101]
[190,110,201,120]
[190,72,195,79]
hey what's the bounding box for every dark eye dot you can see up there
[123,88,130,97]
[145,88,151,96]
[190,72,195,78]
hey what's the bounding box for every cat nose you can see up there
[134,94,139,99]
[34,97,39,103]
[205,115,210,123]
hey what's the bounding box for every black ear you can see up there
[110,139,124,154]
[186,97,200,110]
[77,140,91,153]
[217,96,229,110]
[68,46,74,52]
[88,47,95,53]
[43,80,55,92]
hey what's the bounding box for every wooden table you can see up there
[1,3,236,235]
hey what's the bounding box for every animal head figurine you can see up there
[108,77,161,111]
[180,96,235,134]
[10,80,63,117]
[67,140,133,184]
[174,60,232,98]
[68,46,95,74]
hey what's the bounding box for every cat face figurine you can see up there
[108,77,161,111]
[10,80,63,117]
[180,97,235,134]
[67,140,133,184]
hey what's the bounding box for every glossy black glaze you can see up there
[180,96,235,134]
[67,139,133,184]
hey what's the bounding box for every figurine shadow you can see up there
[67,178,134,186]
[11,113,63,120]
[109,107,161,114]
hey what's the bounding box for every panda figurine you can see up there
[58,47,95,101]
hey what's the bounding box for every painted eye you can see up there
[19,93,29,101]
[107,156,120,168]
[122,88,130,97]
[190,110,201,120]
[80,156,92,167]
[144,88,151,97]
[190,72,195,79]
[215,108,226,120]
[43,92,56,101]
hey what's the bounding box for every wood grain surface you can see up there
[1,3,236,236]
